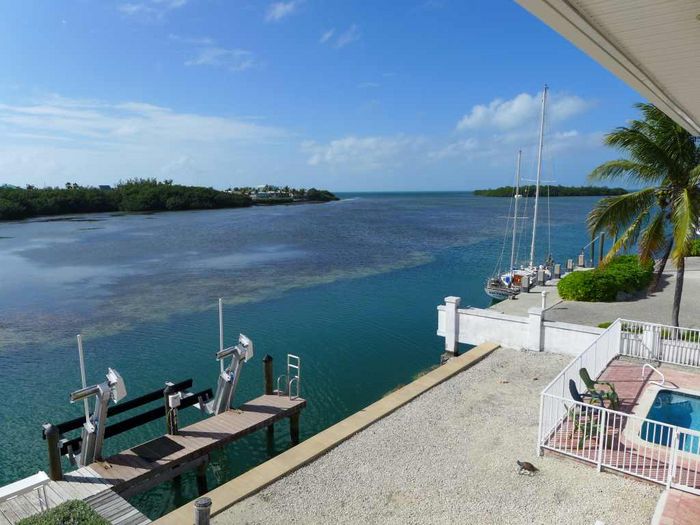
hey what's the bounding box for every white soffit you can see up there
[516,0,700,135]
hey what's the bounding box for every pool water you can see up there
[641,390,700,454]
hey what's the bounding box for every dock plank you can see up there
[91,395,305,494]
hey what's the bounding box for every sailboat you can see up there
[484,150,525,300]
[485,85,552,301]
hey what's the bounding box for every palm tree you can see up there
[587,103,700,326]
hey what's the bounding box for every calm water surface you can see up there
[0,192,598,518]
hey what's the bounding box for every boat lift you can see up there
[200,299,255,415]
[68,347,127,467]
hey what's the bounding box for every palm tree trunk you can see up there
[672,256,685,327]
[649,240,673,292]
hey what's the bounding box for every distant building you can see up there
[99,185,112,191]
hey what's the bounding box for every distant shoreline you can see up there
[0,181,339,222]
[473,185,628,197]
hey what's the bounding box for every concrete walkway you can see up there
[491,257,700,329]
[214,348,660,525]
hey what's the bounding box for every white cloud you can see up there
[0,96,285,145]
[335,24,361,48]
[320,25,361,48]
[0,95,290,188]
[302,135,422,170]
[118,0,187,19]
[265,1,302,22]
[185,47,256,72]
[168,33,214,46]
[429,138,479,160]
[456,91,592,131]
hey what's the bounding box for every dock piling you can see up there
[566,258,573,272]
[290,413,300,445]
[196,461,209,496]
[577,252,585,268]
[263,354,274,395]
[553,263,561,279]
[164,382,179,435]
[263,355,275,446]
[193,497,212,525]
[43,423,63,481]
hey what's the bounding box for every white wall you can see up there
[437,305,528,350]
[437,300,603,356]
[542,320,603,355]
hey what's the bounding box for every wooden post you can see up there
[43,423,63,481]
[578,252,585,268]
[196,461,208,496]
[193,497,212,525]
[263,354,275,446]
[599,233,605,264]
[553,263,561,279]
[290,413,300,445]
[164,382,178,435]
[263,354,274,395]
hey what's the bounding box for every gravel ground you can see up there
[214,348,661,525]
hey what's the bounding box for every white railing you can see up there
[539,319,622,442]
[540,394,700,494]
[538,317,700,494]
[619,319,700,367]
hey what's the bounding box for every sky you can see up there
[0,0,644,191]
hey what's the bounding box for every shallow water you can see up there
[0,192,598,518]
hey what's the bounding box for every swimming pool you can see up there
[641,390,700,454]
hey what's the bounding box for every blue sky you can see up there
[0,0,643,191]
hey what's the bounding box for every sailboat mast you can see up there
[529,85,548,267]
[509,150,522,275]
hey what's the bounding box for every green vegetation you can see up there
[0,181,340,220]
[473,185,627,197]
[17,500,109,525]
[0,179,252,220]
[230,185,339,203]
[689,239,700,257]
[587,102,700,326]
[557,255,654,302]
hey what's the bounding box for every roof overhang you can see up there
[516,0,700,135]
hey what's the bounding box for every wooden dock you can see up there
[0,394,305,524]
[0,467,150,524]
[90,394,306,496]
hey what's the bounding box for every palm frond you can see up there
[587,188,656,236]
[601,209,650,265]
[588,160,659,184]
[638,209,667,263]
[671,188,700,263]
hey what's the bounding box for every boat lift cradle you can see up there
[69,367,127,467]
[199,298,255,415]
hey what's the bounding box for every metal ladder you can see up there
[642,363,665,387]
[277,354,301,399]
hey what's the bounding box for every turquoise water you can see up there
[0,192,598,518]
[642,390,700,454]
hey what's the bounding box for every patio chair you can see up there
[579,368,620,410]
[568,379,605,406]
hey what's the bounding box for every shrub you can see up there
[557,270,618,302]
[557,255,653,302]
[18,500,109,525]
[604,255,654,292]
[690,239,700,257]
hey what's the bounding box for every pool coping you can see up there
[153,342,500,524]
[622,383,700,462]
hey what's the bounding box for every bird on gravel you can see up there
[517,460,538,476]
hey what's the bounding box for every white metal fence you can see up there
[538,318,700,494]
[619,319,700,367]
